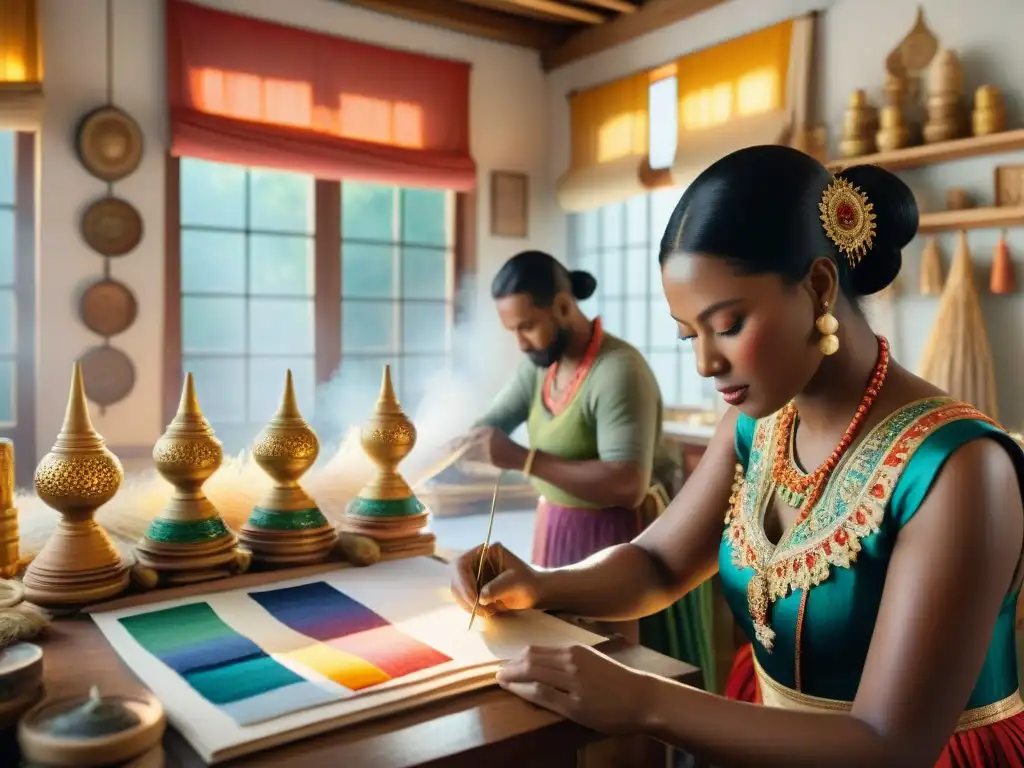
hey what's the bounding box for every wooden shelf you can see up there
[827,129,1024,172]
[917,206,1024,234]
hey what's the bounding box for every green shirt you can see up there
[475,333,678,508]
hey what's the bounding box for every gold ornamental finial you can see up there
[135,372,246,587]
[342,363,434,558]
[165,373,214,438]
[271,369,304,426]
[238,369,334,566]
[23,364,128,607]
[54,362,103,453]
[375,365,404,417]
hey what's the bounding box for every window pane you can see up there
[342,300,394,352]
[578,210,599,252]
[600,203,624,250]
[182,296,246,354]
[650,186,681,247]
[623,299,648,349]
[650,351,680,405]
[180,230,246,294]
[249,298,314,355]
[0,208,13,287]
[649,76,679,171]
[337,355,399,400]
[248,356,316,423]
[0,289,12,354]
[249,235,314,296]
[342,242,394,299]
[0,359,12,425]
[402,302,448,354]
[401,188,448,246]
[401,247,448,300]
[625,195,648,245]
[602,299,624,338]
[343,182,394,242]
[649,294,677,347]
[180,158,246,229]
[624,246,648,297]
[601,248,625,297]
[400,355,447,412]
[249,168,314,234]
[182,356,247,423]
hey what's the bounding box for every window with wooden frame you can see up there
[0,130,35,484]
[165,156,464,454]
[568,71,714,412]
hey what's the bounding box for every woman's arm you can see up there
[633,436,1023,768]
[531,408,742,621]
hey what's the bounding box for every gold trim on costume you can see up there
[725,398,996,652]
[754,656,1024,731]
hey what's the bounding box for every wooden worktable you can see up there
[1,605,700,766]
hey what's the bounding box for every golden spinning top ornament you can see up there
[342,365,436,559]
[238,370,337,566]
[22,363,129,609]
[819,177,877,266]
[133,374,250,588]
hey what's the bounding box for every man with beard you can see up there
[452,251,712,686]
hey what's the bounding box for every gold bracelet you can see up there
[522,448,538,477]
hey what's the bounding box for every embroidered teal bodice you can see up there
[718,398,1024,708]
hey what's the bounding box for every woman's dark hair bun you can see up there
[569,270,597,300]
[836,164,919,296]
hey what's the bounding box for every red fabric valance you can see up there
[165,0,476,190]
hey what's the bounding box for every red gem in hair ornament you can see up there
[819,177,878,268]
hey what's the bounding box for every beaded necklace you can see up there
[771,336,890,519]
[542,317,604,415]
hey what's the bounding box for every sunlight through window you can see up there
[736,68,779,116]
[189,68,425,148]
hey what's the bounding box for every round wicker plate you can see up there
[78,345,136,407]
[80,197,143,257]
[75,106,143,182]
[79,278,138,337]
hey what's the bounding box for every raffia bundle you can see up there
[917,231,999,419]
[919,236,945,295]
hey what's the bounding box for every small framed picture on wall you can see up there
[490,171,528,238]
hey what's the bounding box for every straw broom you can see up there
[917,230,999,419]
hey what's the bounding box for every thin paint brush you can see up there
[468,472,501,631]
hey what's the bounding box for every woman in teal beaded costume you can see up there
[449,146,1024,767]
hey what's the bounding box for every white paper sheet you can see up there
[91,556,603,763]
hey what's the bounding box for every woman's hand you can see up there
[450,543,543,618]
[496,644,654,735]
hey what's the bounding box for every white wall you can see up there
[546,0,1024,427]
[35,0,555,457]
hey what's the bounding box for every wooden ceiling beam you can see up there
[338,0,571,50]
[504,0,605,24]
[577,0,638,12]
[541,0,731,71]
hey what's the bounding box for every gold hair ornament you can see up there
[819,177,877,268]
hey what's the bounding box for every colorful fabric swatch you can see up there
[250,582,451,687]
[119,602,339,725]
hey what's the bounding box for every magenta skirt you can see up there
[531,498,642,568]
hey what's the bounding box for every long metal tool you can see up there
[468,473,502,630]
